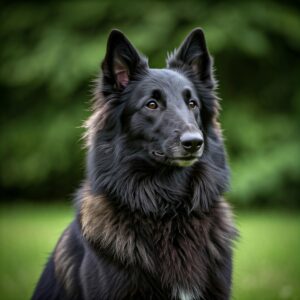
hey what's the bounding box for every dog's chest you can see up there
[178,290,194,300]
[148,215,211,298]
[81,193,235,298]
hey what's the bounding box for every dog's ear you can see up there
[102,30,148,90]
[167,28,214,87]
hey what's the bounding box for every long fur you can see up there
[32,28,237,300]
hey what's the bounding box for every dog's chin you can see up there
[151,151,200,167]
[171,158,199,167]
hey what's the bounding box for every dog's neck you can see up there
[88,150,228,216]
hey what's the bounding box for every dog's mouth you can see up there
[152,151,199,167]
[171,156,199,167]
[152,151,165,158]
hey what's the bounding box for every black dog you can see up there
[32,28,237,300]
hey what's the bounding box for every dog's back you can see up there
[33,28,237,300]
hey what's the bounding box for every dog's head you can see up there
[95,29,218,168]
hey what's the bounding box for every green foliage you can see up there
[0,1,299,204]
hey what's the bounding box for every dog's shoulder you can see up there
[32,221,84,300]
[53,221,84,297]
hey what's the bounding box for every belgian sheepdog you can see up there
[32,28,237,300]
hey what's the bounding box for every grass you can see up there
[233,210,300,300]
[0,204,299,300]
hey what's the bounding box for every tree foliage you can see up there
[1,1,299,204]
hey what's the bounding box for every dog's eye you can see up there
[189,100,198,109]
[146,100,158,110]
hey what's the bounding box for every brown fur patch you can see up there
[82,78,110,148]
[211,96,224,139]
[80,185,154,270]
[54,227,75,294]
[212,116,223,139]
[207,199,237,261]
[80,184,237,297]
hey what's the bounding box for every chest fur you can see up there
[80,191,236,297]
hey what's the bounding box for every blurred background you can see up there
[0,1,299,299]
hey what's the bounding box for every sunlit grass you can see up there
[0,203,73,300]
[0,204,299,300]
[233,211,300,300]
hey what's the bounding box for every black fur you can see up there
[32,28,237,300]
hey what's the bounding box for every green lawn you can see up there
[0,204,299,300]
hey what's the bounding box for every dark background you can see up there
[0,2,300,299]
[1,1,299,206]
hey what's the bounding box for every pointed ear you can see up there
[167,28,214,87]
[101,30,148,90]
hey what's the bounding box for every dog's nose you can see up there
[180,132,203,153]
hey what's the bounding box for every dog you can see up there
[32,28,237,300]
